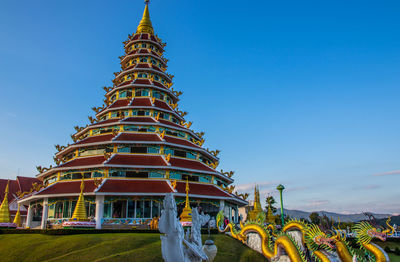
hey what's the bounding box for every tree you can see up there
[265,195,277,214]
[309,212,321,224]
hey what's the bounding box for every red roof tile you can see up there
[169,157,215,173]
[106,154,167,166]
[114,133,162,142]
[130,97,152,107]
[36,180,97,195]
[132,34,139,40]
[122,117,156,123]
[97,179,173,193]
[158,119,182,128]
[117,80,133,87]
[152,81,166,89]
[17,176,41,193]
[150,35,157,42]
[95,119,120,125]
[109,99,131,109]
[76,134,114,145]
[0,179,20,202]
[58,156,106,168]
[140,34,149,40]
[133,79,151,85]
[136,63,150,68]
[138,49,149,54]
[175,182,231,198]
[154,100,172,111]
[164,136,200,148]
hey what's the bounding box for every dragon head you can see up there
[353,217,394,245]
[306,224,336,251]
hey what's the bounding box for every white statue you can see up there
[159,193,210,262]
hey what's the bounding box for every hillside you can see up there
[0,233,265,262]
[277,208,391,222]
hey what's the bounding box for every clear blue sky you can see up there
[0,0,399,214]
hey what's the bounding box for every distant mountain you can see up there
[276,208,391,222]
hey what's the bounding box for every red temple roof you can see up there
[58,156,106,168]
[175,182,232,198]
[0,176,41,202]
[154,100,172,111]
[106,154,168,167]
[169,157,215,173]
[114,133,162,142]
[164,136,200,148]
[158,119,182,128]
[136,63,150,69]
[36,180,97,195]
[76,134,114,145]
[130,97,152,107]
[97,179,173,194]
[109,99,131,109]
[122,117,157,123]
[133,79,151,85]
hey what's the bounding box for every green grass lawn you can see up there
[0,233,266,262]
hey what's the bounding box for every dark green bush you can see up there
[384,246,391,253]
[395,247,400,256]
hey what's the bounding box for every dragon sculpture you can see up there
[216,211,306,261]
[216,211,394,262]
[352,218,394,262]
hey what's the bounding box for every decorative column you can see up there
[41,198,49,229]
[26,203,33,228]
[219,200,225,217]
[234,206,239,223]
[95,195,105,229]
[277,184,285,226]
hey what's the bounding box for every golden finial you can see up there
[0,180,11,223]
[70,177,88,221]
[136,0,154,34]
[13,204,22,227]
[179,179,192,223]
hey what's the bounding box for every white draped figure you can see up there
[159,193,210,262]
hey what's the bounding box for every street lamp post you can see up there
[277,184,285,226]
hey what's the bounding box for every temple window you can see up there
[112,200,127,218]
[140,57,148,63]
[127,200,135,217]
[134,44,139,48]
[136,201,144,218]
[151,58,156,64]
[135,88,150,96]
[137,73,148,78]
[143,201,151,218]
[182,174,199,182]
[126,171,148,178]
[148,146,159,154]
[199,175,211,183]
[169,172,181,180]
[111,94,117,101]
[149,171,164,178]
[152,201,160,217]
[141,43,147,48]
[150,45,154,50]
[187,152,197,159]
[174,149,186,158]
[131,146,147,153]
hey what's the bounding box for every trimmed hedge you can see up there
[0,228,219,235]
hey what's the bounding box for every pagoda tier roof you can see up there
[58,156,106,168]
[154,100,172,111]
[169,157,216,173]
[130,97,152,107]
[39,154,229,182]
[57,133,218,164]
[97,179,174,194]
[128,33,163,49]
[19,179,247,206]
[121,52,166,68]
[107,81,178,102]
[72,119,202,144]
[106,154,168,167]
[109,99,131,109]
[75,134,115,145]
[115,66,170,83]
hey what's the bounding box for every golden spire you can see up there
[71,178,88,221]
[13,204,21,227]
[266,205,275,224]
[136,0,154,34]
[247,185,264,221]
[0,180,11,223]
[180,179,192,223]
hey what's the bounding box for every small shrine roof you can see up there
[97,179,173,194]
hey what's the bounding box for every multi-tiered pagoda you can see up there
[19,2,247,229]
